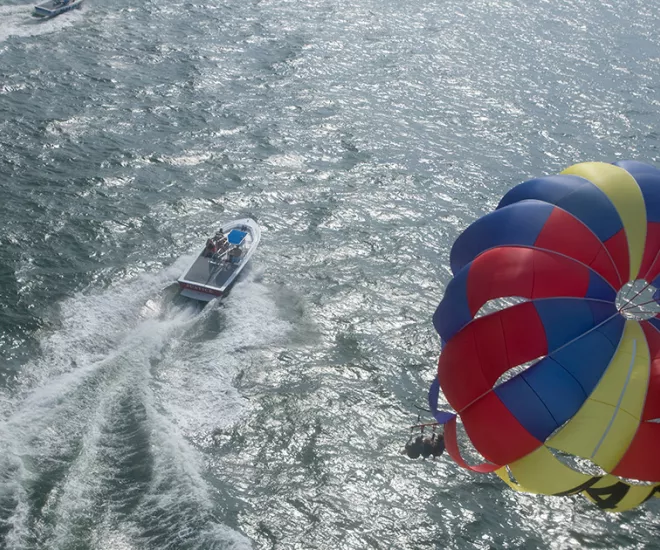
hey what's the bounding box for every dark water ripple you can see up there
[1,0,660,547]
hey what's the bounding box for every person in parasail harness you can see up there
[404,434,425,459]
[403,427,445,460]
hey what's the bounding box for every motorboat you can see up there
[33,0,83,18]
[177,218,261,302]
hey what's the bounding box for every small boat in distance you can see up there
[33,0,83,18]
[177,218,261,302]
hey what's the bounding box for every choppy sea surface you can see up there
[1,0,660,548]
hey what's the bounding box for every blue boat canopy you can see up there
[227,229,247,245]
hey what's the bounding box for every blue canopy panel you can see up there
[533,298,618,352]
[449,200,554,274]
[496,174,623,243]
[227,229,247,245]
[494,312,625,442]
[428,378,457,424]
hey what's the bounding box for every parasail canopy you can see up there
[430,161,660,512]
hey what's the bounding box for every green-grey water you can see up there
[1,0,660,547]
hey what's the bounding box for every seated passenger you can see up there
[403,429,445,460]
[431,432,445,458]
[204,238,217,257]
[228,246,242,263]
[213,230,228,250]
[403,434,424,459]
[420,435,433,458]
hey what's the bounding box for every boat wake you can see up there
[0,261,285,549]
[0,3,83,43]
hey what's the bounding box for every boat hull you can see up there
[33,0,83,18]
[177,218,261,302]
[178,282,224,301]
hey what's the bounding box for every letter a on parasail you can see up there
[429,160,660,512]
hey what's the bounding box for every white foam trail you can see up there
[0,265,196,547]
[0,455,30,550]
[4,257,193,410]
[0,261,281,549]
[0,4,84,43]
[41,311,249,549]
[153,267,292,438]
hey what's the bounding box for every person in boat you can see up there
[204,238,217,257]
[213,230,228,249]
[228,246,242,263]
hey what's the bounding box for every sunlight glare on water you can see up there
[1,0,660,547]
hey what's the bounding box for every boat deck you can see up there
[182,254,239,290]
[177,219,259,302]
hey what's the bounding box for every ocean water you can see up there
[1,0,660,548]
